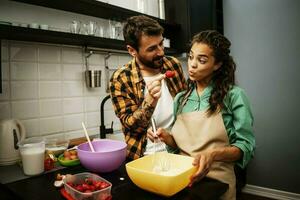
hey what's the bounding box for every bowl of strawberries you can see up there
[63,172,112,200]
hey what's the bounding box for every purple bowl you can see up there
[77,139,127,173]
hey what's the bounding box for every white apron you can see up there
[171,110,236,200]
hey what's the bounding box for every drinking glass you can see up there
[87,21,97,36]
[70,20,81,34]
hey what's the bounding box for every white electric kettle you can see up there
[0,119,26,166]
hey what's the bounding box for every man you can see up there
[110,15,186,161]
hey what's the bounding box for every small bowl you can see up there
[58,154,80,167]
[77,139,126,173]
[126,152,197,197]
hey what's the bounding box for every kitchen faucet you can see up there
[100,94,113,138]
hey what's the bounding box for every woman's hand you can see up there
[189,150,215,186]
[147,127,156,142]
[189,146,242,186]
[156,128,177,148]
[147,127,177,148]
[147,127,169,142]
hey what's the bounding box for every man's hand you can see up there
[144,78,162,107]
[147,79,162,99]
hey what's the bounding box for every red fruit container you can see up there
[63,172,112,200]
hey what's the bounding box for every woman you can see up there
[149,30,255,200]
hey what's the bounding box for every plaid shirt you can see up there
[110,56,187,160]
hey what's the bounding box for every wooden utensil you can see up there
[81,122,95,152]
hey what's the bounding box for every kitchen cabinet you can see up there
[164,0,223,52]
[3,0,179,53]
[0,0,181,93]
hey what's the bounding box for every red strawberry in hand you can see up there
[165,70,175,78]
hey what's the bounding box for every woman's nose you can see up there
[189,59,197,68]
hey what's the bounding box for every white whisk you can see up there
[151,118,170,172]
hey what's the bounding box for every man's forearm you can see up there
[131,94,156,128]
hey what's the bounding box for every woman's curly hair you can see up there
[179,30,236,115]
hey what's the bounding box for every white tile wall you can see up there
[88,54,105,66]
[0,102,11,119]
[63,81,83,97]
[1,42,8,61]
[10,43,37,61]
[86,112,100,128]
[63,113,85,132]
[39,81,62,98]
[0,82,10,101]
[11,100,39,119]
[119,55,131,65]
[11,62,38,80]
[84,87,102,96]
[38,45,61,63]
[39,117,63,135]
[0,41,128,140]
[39,63,61,80]
[22,119,40,138]
[107,55,119,67]
[11,81,38,100]
[85,96,101,112]
[63,97,84,114]
[40,99,62,117]
[62,48,83,64]
[63,64,83,80]
[1,62,9,80]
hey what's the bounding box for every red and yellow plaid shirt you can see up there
[110,56,186,160]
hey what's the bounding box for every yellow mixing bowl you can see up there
[125,152,197,197]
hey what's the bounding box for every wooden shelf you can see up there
[0,24,177,54]
[0,24,126,50]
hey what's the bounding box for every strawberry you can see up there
[165,70,175,78]
[82,183,90,190]
[76,185,84,192]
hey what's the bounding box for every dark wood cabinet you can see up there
[165,0,223,52]
[0,0,223,92]
[0,0,181,93]
[1,0,179,53]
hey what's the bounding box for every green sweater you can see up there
[172,85,255,169]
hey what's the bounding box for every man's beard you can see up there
[137,54,164,69]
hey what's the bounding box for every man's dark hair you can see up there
[123,15,164,51]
